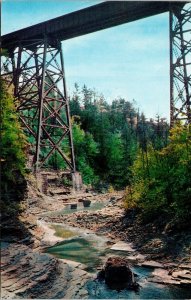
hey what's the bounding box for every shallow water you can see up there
[86,278,191,299]
[46,226,108,271]
[46,223,191,299]
[47,236,103,271]
[86,265,191,299]
[51,224,77,239]
[44,200,107,217]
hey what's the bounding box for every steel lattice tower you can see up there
[169,3,191,125]
[1,38,76,172]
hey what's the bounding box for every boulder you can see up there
[82,199,91,207]
[99,256,139,290]
[105,257,132,283]
[70,203,77,209]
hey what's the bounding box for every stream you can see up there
[44,203,191,299]
[42,200,108,217]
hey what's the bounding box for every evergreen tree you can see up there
[0,79,27,207]
[72,122,99,185]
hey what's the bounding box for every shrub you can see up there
[0,80,27,206]
[124,123,191,222]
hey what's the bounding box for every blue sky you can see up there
[2,0,170,120]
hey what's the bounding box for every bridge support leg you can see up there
[169,3,191,125]
[1,38,76,173]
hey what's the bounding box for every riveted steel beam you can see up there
[2,1,183,51]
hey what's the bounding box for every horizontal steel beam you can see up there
[2,1,185,51]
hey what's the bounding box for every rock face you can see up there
[1,242,91,299]
[100,257,138,290]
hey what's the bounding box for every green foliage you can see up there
[0,80,27,180]
[15,79,168,189]
[72,122,99,185]
[69,84,168,188]
[125,123,191,221]
[0,80,27,206]
[104,133,125,187]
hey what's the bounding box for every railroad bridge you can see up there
[1,1,191,173]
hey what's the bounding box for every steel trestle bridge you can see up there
[1,1,191,172]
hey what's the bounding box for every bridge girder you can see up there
[2,1,177,50]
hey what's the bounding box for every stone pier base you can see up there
[72,172,83,191]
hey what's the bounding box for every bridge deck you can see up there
[2,1,182,50]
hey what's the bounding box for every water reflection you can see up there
[46,237,103,271]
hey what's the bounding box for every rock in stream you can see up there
[98,256,139,291]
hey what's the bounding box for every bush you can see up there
[124,123,191,221]
[0,80,27,207]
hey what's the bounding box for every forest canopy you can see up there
[69,84,169,189]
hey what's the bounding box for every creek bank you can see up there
[1,180,103,299]
[1,241,91,299]
[2,177,191,299]
[41,195,191,287]
[40,221,191,298]
[1,217,92,299]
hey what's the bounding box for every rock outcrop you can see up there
[98,256,139,290]
[1,242,91,299]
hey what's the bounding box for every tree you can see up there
[0,79,27,206]
[125,123,191,222]
[69,83,81,117]
[105,133,125,187]
[72,121,99,185]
